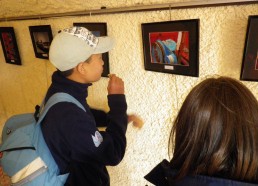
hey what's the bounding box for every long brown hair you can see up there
[169,76,258,182]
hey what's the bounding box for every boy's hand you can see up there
[0,167,11,186]
[107,74,124,95]
[128,114,144,128]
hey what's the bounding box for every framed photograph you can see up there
[141,19,199,77]
[240,15,258,82]
[29,25,53,59]
[73,22,110,77]
[0,27,21,65]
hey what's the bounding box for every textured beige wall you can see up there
[0,0,197,18]
[0,1,258,185]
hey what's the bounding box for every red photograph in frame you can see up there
[149,31,190,66]
[142,19,199,77]
[240,15,258,82]
[0,27,21,65]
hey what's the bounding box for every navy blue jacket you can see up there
[144,160,258,186]
[41,71,128,186]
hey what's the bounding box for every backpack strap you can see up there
[34,105,41,121]
[32,93,86,178]
[37,92,86,124]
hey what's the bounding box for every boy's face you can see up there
[82,54,104,83]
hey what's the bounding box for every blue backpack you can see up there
[0,93,85,186]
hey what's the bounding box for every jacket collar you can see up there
[50,71,92,103]
[145,159,258,186]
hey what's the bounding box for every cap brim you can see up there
[93,36,115,54]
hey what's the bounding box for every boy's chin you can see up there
[91,75,102,82]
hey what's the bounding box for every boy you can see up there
[41,26,128,185]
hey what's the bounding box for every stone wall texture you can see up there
[0,1,258,185]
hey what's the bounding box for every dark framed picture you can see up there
[29,25,53,59]
[142,19,199,77]
[240,15,258,82]
[0,27,21,65]
[73,22,110,77]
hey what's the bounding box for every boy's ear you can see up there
[76,62,86,74]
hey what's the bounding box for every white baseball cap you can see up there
[49,26,115,71]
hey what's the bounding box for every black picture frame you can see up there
[141,19,199,77]
[73,22,110,77]
[240,15,258,82]
[0,27,21,65]
[29,25,53,59]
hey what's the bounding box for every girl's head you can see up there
[170,76,258,182]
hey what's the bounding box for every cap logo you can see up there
[62,27,99,48]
